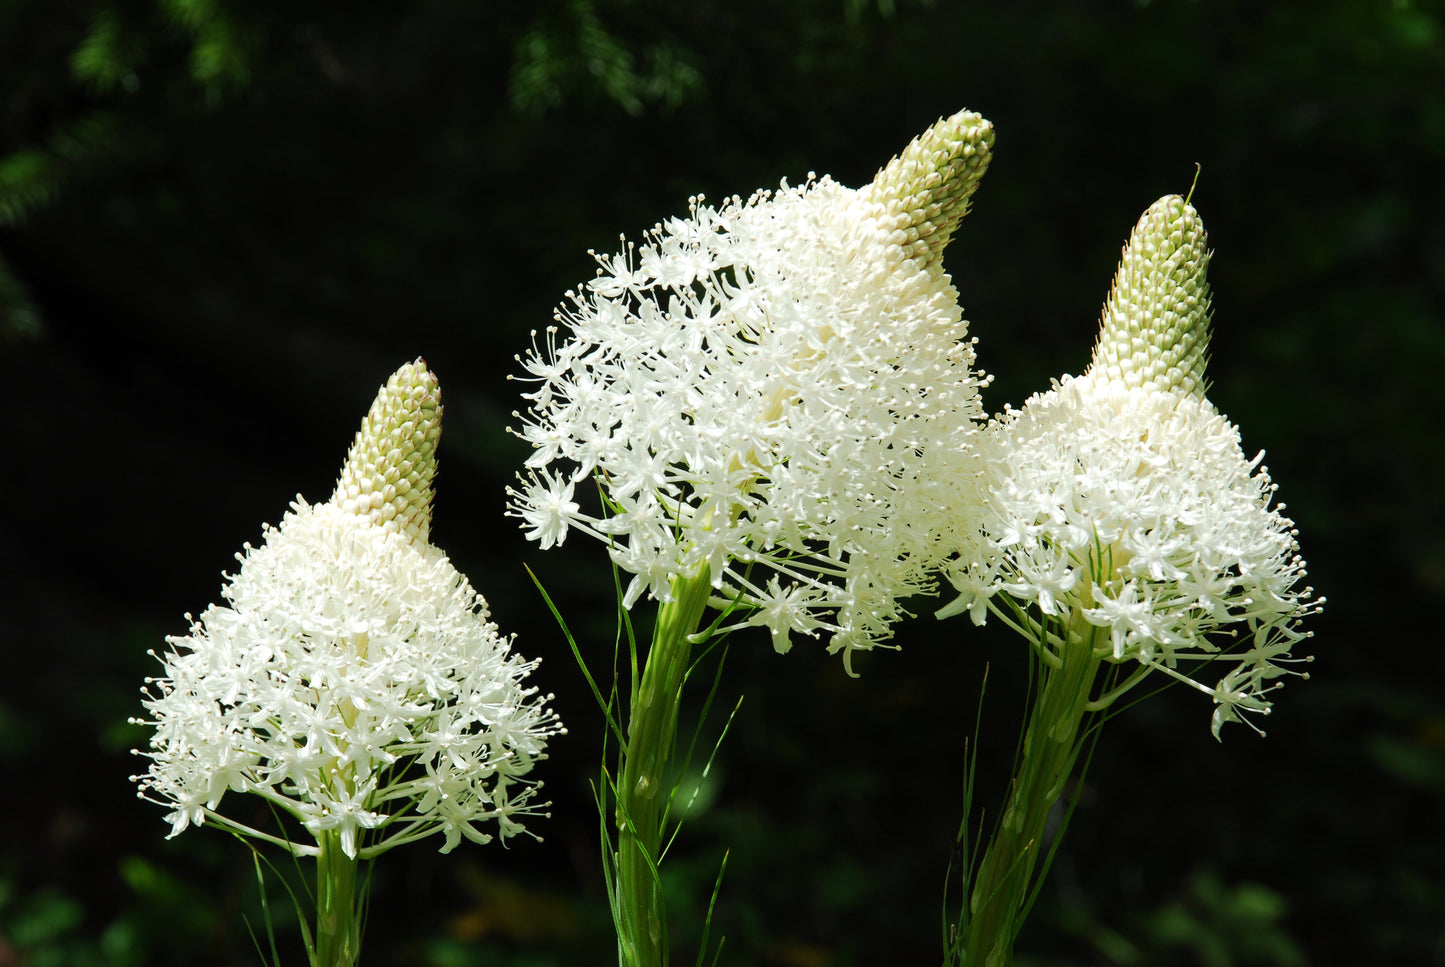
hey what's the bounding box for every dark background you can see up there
[1,1,1440,964]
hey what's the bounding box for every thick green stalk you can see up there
[314,830,362,967]
[964,611,1105,967]
[615,567,713,967]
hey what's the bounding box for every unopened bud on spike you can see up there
[858,109,995,272]
[331,359,442,543]
[1089,195,1213,397]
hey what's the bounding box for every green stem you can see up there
[314,830,362,967]
[964,609,1104,967]
[615,566,713,967]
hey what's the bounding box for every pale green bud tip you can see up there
[859,108,995,271]
[331,358,443,544]
[1090,194,1213,397]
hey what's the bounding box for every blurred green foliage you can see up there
[1042,869,1308,967]
[0,0,1441,964]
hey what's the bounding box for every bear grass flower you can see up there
[942,195,1323,967]
[511,111,996,967]
[131,361,563,960]
[510,109,995,669]
[941,194,1320,737]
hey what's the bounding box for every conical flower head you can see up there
[941,197,1319,737]
[133,362,562,857]
[1089,194,1212,398]
[858,109,995,273]
[511,109,995,666]
[332,358,442,543]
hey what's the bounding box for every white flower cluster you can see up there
[133,362,562,856]
[510,111,995,668]
[941,196,1320,736]
[947,374,1315,735]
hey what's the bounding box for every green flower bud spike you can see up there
[1089,194,1213,398]
[331,358,442,544]
[858,108,995,272]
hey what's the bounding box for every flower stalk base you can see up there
[615,567,713,967]
[964,612,1104,967]
[315,830,362,967]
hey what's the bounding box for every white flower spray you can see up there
[941,196,1322,967]
[511,109,994,668]
[132,360,563,967]
[511,110,995,967]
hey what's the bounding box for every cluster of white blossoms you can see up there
[510,110,995,668]
[940,196,1321,737]
[133,361,563,858]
